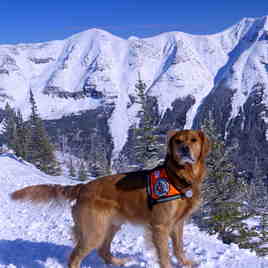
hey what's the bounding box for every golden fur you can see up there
[11,129,210,268]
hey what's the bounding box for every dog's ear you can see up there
[167,130,177,140]
[166,130,178,154]
[198,130,211,159]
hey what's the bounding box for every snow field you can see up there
[0,155,267,268]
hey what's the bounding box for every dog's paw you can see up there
[109,256,132,266]
[123,258,140,267]
[179,256,199,268]
[182,259,200,268]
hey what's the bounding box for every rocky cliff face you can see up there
[193,17,268,179]
[0,16,268,178]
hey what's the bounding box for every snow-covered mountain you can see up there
[0,16,268,177]
[1,153,268,268]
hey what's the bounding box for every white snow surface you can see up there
[0,154,267,268]
[1,16,268,155]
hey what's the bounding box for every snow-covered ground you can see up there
[0,154,267,268]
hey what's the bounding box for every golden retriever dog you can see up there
[11,130,210,268]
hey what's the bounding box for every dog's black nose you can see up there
[181,145,189,155]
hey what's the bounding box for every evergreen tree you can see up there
[133,73,163,169]
[89,127,111,177]
[195,112,252,245]
[245,159,268,256]
[27,89,61,175]
[29,89,39,124]
[2,103,31,159]
[78,160,88,181]
[197,113,268,256]
[2,102,17,149]
[248,158,268,210]
[256,213,268,256]
[13,110,29,159]
[68,157,76,178]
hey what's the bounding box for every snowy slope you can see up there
[0,154,267,268]
[1,16,268,159]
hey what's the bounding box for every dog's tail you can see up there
[10,183,83,204]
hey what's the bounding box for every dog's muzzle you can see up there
[177,145,195,164]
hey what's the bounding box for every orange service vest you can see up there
[146,167,193,209]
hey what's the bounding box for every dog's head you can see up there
[167,130,210,166]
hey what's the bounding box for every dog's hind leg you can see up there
[68,239,96,268]
[98,224,130,266]
[68,203,111,268]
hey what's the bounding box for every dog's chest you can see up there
[172,195,200,223]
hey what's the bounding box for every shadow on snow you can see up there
[0,239,142,268]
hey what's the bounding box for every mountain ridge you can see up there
[0,15,268,177]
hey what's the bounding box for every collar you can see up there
[146,167,193,209]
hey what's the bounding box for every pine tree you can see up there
[248,158,268,210]
[78,160,88,181]
[29,89,39,123]
[195,112,252,245]
[13,109,29,159]
[245,159,268,256]
[197,114,268,256]
[89,127,111,177]
[2,102,17,149]
[68,157,76,178]
[256,213,268,256]
[27,89,61,175]
[2,104,30,159]
[133,73,163,169]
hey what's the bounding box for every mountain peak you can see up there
[262,15,268,30]
[69,27,124,42]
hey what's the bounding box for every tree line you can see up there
[1,89,61,175]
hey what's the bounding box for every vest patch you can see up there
[154,177,170,197]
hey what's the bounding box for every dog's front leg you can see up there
[171,220,193,267]
[152,224,172,268]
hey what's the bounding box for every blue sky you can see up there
[0,0,267,44]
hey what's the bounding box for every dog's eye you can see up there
[191,138,197,142]
[175,140,182,145]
